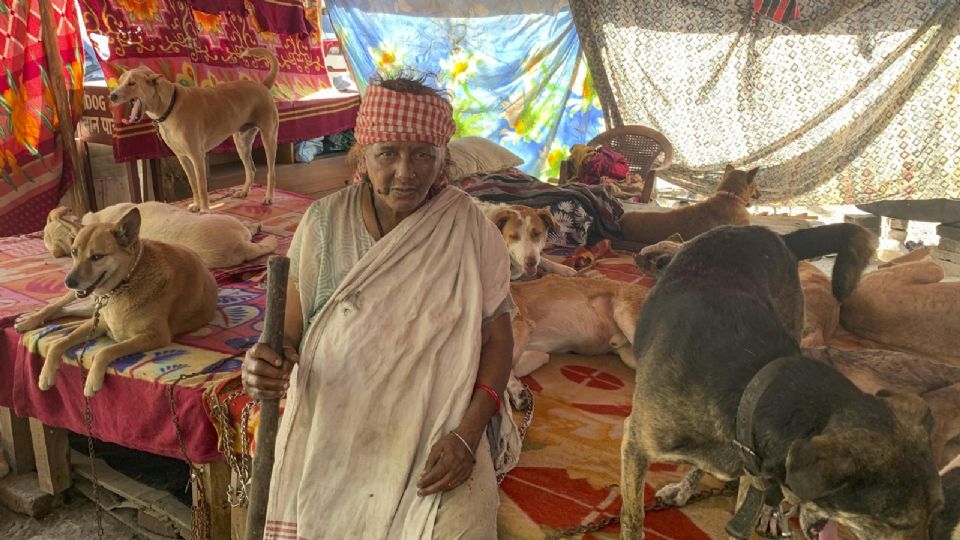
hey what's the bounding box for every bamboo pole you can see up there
[38,0,90,215]
[245,256,290,540]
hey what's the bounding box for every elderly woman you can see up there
[241,76,520,539]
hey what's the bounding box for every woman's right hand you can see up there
[242,342,298,400]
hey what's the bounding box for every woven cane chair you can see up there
[588,125,674,203]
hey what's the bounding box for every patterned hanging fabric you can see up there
[0,0,84,236]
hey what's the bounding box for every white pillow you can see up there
[447,137,524,181]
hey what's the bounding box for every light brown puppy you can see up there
[506,274,648,405]
[42,203,277,269]
[108,48,279,212]
[842,248,960,365]
[619,165,759,245]
[21,208,217,396]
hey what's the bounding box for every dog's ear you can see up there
[146,72,162,86]
[536,208,559,232]
[880,391,935,438]
[47,206,73,223]
[746,167,760,184]
[785,435,856,502]
[666,233,684,243]
[113,207,142,247]
[723,164,735,176]
[491,208,516,232]
[56,214,82,236]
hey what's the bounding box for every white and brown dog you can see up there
[477,202,577,279]
[506,274,649,405]
[109,48,279,212]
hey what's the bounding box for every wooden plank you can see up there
[38,0,91,203]
[73,475,186,540]
[199,461,232,540]
[72,449,192,534]
[231,502,248,540]
[28,418,70,495]
[0,407,36,474]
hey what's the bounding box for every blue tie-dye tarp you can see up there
[327,0,605,179]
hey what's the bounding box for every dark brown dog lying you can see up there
[621,223,945,540]
[618,165,759,245]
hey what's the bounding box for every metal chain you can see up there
[496,385,535,486]
[78,297,107,540]
[166,355,236,540]
[545,480,739,540]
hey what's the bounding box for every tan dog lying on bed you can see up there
[42,202,276,269]
[18,208,217,396]
[108,48,279,212]
[506,274,648,405]
[477,202,577,279]
[619,164,759,245]
[841,247,960,366]
[635,238,840,347]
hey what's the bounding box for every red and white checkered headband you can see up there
[354,85,456,147]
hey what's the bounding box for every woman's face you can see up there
[363,141,445,214]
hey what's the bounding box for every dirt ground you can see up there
[0,489,136,540]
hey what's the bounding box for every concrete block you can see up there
[0,473,62,518]
[938,223,960,242]
[890,218,909,231]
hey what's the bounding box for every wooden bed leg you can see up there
[28,418,70,495]
[0,407,36,474]
[197,461,232,540]
[231,468,248,540]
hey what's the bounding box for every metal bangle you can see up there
[450,430,476,463]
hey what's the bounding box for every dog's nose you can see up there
[109,93,119,103]
[64,276,78,289]
[524,257,537,269]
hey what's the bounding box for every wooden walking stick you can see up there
[246,256,290,540]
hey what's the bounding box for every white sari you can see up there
[264,185,521,540]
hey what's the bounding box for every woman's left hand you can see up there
[417,432,477,496]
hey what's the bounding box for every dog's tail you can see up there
[241,235,278,262]
[243,48,279,89]
[781,223,877,301]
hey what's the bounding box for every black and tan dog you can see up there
[621,223,945,540]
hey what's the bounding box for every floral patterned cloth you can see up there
[0,0,84,236]
[326,0,606,180]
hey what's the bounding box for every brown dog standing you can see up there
[27,208,217,396]
[109,49,279,212]
[619,165,759,245]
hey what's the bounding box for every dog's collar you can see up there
[154,87,177,124]
[715,190,750,207]
[95,244,144,304]
[725,357,794,539]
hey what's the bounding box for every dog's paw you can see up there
[232,189,250,199]
[38,366,59,391]
[83,376,104,397]
[654,481,696,507]
[554,264,578,277]
[188,203,201,213]
[261,196,273,206]
[14,312,44,333]
[506,377,532,410]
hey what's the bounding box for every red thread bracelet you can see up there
[474,383,501,414]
